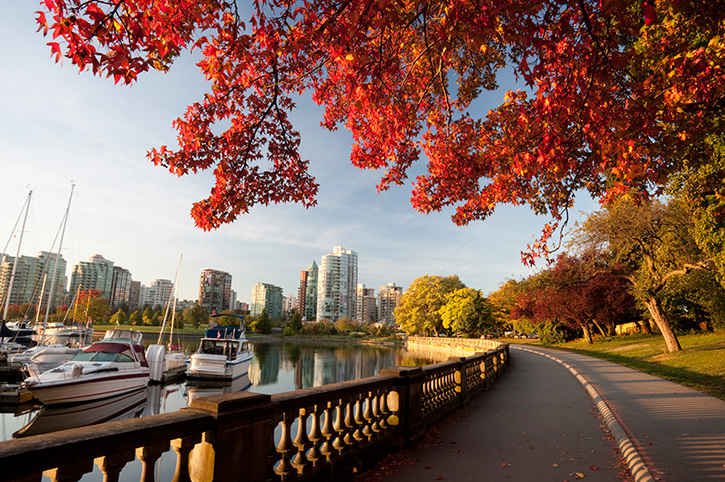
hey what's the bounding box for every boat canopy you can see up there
[83,342,129,354]
[204,327,244,339]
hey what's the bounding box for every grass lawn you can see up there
[546,333,725,400]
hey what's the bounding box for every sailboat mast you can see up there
[169,254,182,348]
[157,254,182,345]
[2,189,32,322]
[43,183,74,325]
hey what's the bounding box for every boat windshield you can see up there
[199,340,239,356]
[70,351,134,363]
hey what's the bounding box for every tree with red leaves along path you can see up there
[36,0,725,262]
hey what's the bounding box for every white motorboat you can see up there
[186,326,253,382]
[7,343,82,370]
[22,328,150,406]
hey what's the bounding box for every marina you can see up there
[0,339,443,446]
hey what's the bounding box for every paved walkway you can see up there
[362,345,725,482]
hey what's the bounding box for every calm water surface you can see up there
[0,340,447,481]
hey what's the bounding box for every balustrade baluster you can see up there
[319,402,335,460]
[292,408,311,475]
[362,392,375,440]
[275,411,297,480]
[171,435,201,482]
[343,399,356,446]
[136,442,169,482]
[352,396,365,442]
[306,405,324,468]
[94,450,135,482]
[332,402,347,455]
[378,390,390,430]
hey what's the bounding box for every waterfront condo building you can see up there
[378,282,403,325]
[198,269,233,314]
[298,260,318,321]
[0,251,67,311]
[316,246,358,323]
[251,282,284,319]
[356,283,377,324]
[147,279,174,308]
[69,254,114,300]
[110,266,132,309]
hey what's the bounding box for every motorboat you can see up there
[13,387,148,437]
[7,344,82,370]
[186,326,253,382]
[32,322,93,346]
[22,328,150,406]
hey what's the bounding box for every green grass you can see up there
[543,333,725,400]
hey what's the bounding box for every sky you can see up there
[0,3,599,304]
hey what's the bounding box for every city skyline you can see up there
[0,4,599,305]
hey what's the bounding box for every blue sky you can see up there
[0,3,598,303]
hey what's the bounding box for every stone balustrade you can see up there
[0,344,509,482]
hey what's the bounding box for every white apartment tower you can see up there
[378,282,403,325]
[147,279,174,308]
[316,246,358,322]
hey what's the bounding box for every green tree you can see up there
[394,275,465,336]
[670,134,725,286]
[182,304,209,330]
[128,309,143,326]
[256,309,272,334]
[109,309,127,325]
[574,196,713,352]
[286,309,303,335]
[439,288,494,337]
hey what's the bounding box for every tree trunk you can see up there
[591,319,607,337]
[638,319,653,335]
[582,325,594,345]
[644,294,682,352]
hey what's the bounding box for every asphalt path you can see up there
[363,345,725,482]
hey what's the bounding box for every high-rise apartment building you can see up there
[316,246,358,322]
[147,279,174,308]
[0,251,66,310]
[69,254,114,300]
[128,280,141,310]
[110,266,132,309]
[356,283,377,323]
[198,269,233,313]
[251,282,284,319]
[283,296,299,316]
[298,260,318,321]
[378,282,403,325]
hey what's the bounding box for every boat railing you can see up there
[0,344,509,482]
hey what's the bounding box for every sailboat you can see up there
[1,190,34,352]
[147,255,189,382]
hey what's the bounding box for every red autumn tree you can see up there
[36,0,725,261]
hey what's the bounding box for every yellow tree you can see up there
[394,275,465,336]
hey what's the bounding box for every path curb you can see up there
[513,346,656,482]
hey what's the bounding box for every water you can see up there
[0,339,446,480]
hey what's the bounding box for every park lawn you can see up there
[554,333,725,400]
[93,323,207,336]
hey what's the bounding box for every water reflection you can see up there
[2,341,441,445]
[14,388,148,438]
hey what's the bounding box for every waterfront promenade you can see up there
[364,345,725,482]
